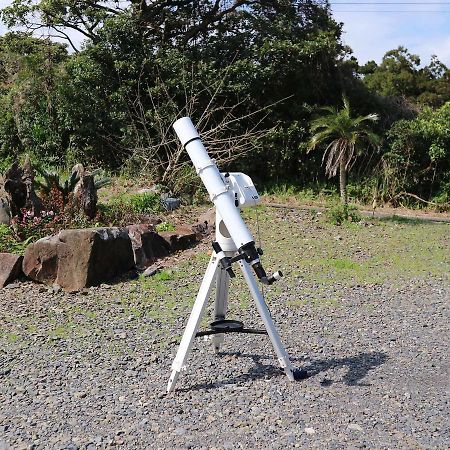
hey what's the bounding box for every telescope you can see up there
[167,117,306,392]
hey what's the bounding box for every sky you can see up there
[330,0,450,66]
[0,0,449,67]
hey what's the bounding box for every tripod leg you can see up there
[239,260,296,381]
[213,265,230,353]
[167,255,220,393]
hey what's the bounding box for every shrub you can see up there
[97,193,162,227]
[0,224,31,254]
[155,221,176,232]
[129,192,161,214]
[326,204,361,225]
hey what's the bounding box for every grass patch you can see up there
[155,221,176,232]
[330,258,360,270]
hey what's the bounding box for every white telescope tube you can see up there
[173,117,255,249]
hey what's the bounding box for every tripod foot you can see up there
[292,368,308,381]
[167,370,180,393]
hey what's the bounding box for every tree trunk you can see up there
[339,159,348,206]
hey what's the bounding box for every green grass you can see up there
[1,207,448,354]
[243,206,449,289]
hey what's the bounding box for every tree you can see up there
[0,32,68,158]
[360,47,450,107]
[382,102,450,205]
[307,96,380,205]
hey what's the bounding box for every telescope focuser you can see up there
[238,242,283,285]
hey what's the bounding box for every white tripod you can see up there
[167,213,299,393]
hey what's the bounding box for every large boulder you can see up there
[159,226,197,252]
[0,253,23,288]
[23,228,134,291]
[127,224,171,269]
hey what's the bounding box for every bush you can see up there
[0,224,31,254]
[326,204,361,225]
[97,193,162,227]
[128,193,161,214]
[155,221,176,232]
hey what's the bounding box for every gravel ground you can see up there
[1,207,449,449]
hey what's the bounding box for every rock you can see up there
[73,175,97,219]
[3,158,42,218]
[194,208,216,235]
[159,227,197,252]
[161,197,181,211]
[22,228,134,291]
[70,163,85,179]
[348,424,363,432]
[0,253,23,288]
[0,198,11,225]
[304,427,316,435]
[127,225,171,269]
[143,264,161,277]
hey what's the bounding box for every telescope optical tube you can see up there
[173,117,280,285]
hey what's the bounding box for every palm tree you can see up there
[307,96,380,206]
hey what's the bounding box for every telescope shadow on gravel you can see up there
[303,351,389,387]
[181,351,388,392]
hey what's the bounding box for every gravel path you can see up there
[1,208,449,449]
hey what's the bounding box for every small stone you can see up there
[304,427,316,435]
[348,423,363,432]
[143,265,161,277]
[74,391,87,399]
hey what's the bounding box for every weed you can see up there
[326,204,361,225]
[129,192,161,214]
[0,224,32,254]
[156,221,176,232]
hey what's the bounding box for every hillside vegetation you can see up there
[0,1,448,208]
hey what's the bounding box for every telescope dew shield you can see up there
[173,117,255,249]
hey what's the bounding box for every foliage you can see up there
[35,168,80,204]
[381,102,450,206]
[0,4,448,206]
[326,203,360,226]
[155,221,176,233]
[11,196,93,243]
[128,193,161,214]
[0,223,31,254]
[97,193,162,227]
[361,47,450,108]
